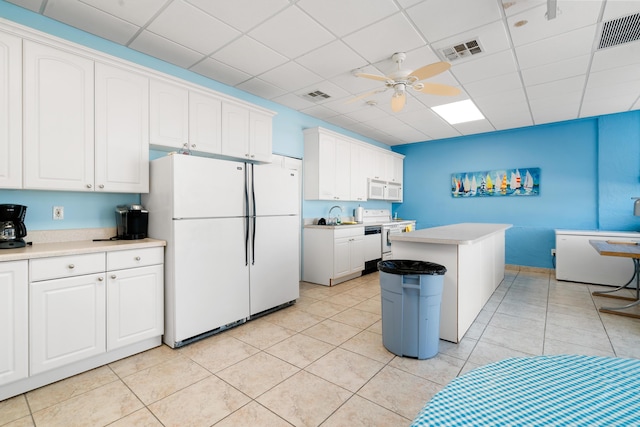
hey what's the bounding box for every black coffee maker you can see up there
[0,204,27,249]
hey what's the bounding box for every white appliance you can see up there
[362,209,415,260]
[555,229,639,286]
[142,154,300,348]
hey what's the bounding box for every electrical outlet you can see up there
[551,248,556,256]
[53,206,64,220]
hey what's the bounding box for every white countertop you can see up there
[555,229,640,237]
[0,238,166,262]
[390,223,512,245]
[304,223,364,230]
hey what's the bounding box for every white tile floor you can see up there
[2,268,640,426]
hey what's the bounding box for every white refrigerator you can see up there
[142,154,300,348]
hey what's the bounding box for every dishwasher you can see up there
[363,225,382,275]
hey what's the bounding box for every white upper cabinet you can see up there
[0,32,21,189]
[150,79,189,150]
[221,102,273,162]
[23,41,95,191]
[390,154,403,183]
[188,90,221,155]
[350,143,367,202]
[95,63,149,193]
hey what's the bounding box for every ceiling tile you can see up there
[515,24,597,69]
[211,36,288,76]
[190,57,251,86]
[521,54,590,86]
[325,114,360,129]
[329,71,382,95]
[259,61,323,92]
[80,0,168,26]
[587,63,640,88]
[295,40,366,79]
[475,87,528,110]
[271,93,316,110]
[185,0,289,32]
[345,105,389,123]
[129,30,203,68]
[602,0,640,21]
[507,1,603,47]
[44,0,140,44]
[500,0,544,17]
[454,119,496,136]
[450,49,518,84]
[236,77,287,99]
[591,41,640,72]
[408,0,503,43]
[249,5,335,58]
[529,92,581,124]
[297,0,398,37]
[147,0,240,54]
[581,91,639,118]
[464,72,524,98]
[342,13,426,63]
[526,75,586,100]
[486,106,534,131]
[299,104,338,120]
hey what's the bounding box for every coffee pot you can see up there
[0,204,27,249]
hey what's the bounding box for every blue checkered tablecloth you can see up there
[411,355,640,426]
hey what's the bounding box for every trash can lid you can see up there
[377,259,447,275]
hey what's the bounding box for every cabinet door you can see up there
[189,91,221,154]
[317,133,336,200]
[350,144,367,202]
[0,261,28,386]
[95,63,149,193]
[107,264,163,351]
[150,79,188,149]
[334,138,351,201]
[249,110,272,162]
[30,274,106,375]
[349,235,365,273]
[24,41,95,191]
[391,155,403,184]
[0,32,21,189]
[333,237,351,278]
[221,102,250,159]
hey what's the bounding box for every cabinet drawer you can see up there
[30,253,105,282]
[334,227,364,239]
[107,247,164,271]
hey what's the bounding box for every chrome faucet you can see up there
[328,205,342,225]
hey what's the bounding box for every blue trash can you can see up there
[378,260,447,359]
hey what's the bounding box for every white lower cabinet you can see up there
[27,247,164,376]
[106,248,163,351]
[30,273,107,375]
[303,226,364,286]
[0,261,28,386]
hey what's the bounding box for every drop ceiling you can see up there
[6,0,640,146]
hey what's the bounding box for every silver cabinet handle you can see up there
[86,184,92,189]
[135,256,141,261]
[111,274,116,279]
[99,184,104,189]
[68,264,75,269]
[98,276,104,281]
[191,144,196,148]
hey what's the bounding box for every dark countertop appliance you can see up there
[116,204,148,240]
[0,204,27,249]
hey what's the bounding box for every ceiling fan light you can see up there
[391,91,406,112]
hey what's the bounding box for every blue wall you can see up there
[393,111,640,268]
[0,1,391,231]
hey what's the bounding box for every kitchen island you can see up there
[390,223,512,343]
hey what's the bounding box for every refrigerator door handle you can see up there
[244,165,250,266]
[251,163,256,265]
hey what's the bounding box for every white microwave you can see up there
[368,179,385,200]
[384,182,402,201]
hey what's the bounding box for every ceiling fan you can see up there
[351,52,461,112]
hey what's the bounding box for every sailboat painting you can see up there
[451,168,540,198]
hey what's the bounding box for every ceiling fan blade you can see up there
[354,72,389,82]
[416,83,461,96]
[346,88,387,104]
[391,91,406,112]
[409,61,451,81]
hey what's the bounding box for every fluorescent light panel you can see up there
[432,99,485,124]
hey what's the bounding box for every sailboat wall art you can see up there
[451,168,540,198]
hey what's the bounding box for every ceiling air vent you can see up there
[301,90,331,103]
[440,39,483,61]
[598,12,640,49]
